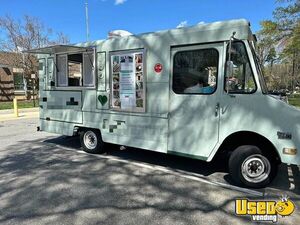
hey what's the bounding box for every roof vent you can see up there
[108,30,133,38]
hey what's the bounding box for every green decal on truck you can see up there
[98,95,108,106]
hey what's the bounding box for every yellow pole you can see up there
[13,98,19,117]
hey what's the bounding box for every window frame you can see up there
[172,48,219,95]
[47,57,54,75]
[38,58,46,90]
[47,57,54,87]
[38,58,46,75]
[97,51,106,91]
[82,51,95,87]
[56,54,68,87]
[54,49,96,89]
[224,40,257,94]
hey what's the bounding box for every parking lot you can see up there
[0,118,299,225]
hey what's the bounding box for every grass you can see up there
[288,94,300,108]
[0,100,38,110]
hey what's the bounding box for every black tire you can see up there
[228,145,277,188]
[79,129,105,154]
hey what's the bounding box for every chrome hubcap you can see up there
[83,131,97,149]
[241,154,271,183]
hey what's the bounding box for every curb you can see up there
[0,111,39,122]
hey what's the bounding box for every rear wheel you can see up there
[228,145,277,188]
[80,129,105,154]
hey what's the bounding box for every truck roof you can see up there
[129,18,250,39]
[79,18,252,49]
[26,19,253,55]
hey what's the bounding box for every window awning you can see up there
[23,45,94,55]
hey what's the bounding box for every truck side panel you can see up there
[40,91,83,124]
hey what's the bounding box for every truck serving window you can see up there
[225,41,257,94]
[172,49,218,94]
[56,51,94,87]
[68,54,82,86]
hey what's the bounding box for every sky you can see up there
[0,0,278,44]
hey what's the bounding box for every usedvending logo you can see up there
[235,196,295,222]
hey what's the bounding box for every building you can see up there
[0,52,37,102]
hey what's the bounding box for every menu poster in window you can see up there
[112,55,121,108]
[135,53,144,108]
[111,51,145,112]
[120,55,136,109]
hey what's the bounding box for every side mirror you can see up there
[225,61,234,93]
[226,32,236,94]
[226,61,234,77]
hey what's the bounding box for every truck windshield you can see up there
[248,41,268,94]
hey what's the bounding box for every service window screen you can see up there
[57,55,68,87]
[110,50,145,112]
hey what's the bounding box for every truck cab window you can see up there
[225,42,256,93]
[173,48,218,94]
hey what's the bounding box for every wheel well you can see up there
[73,126,100,136]
[216,131,281,164]
[73,126,82,136]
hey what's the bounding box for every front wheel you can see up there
[80,129,105,154]
[228,145,277,188]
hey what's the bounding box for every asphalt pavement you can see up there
[0,118,299,225]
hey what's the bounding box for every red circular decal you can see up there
[154,63,163,73]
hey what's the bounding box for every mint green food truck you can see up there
[27,19,300,188]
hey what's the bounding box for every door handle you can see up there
[215,103,220,117]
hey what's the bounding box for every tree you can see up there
[259,0,300,92]
[0,15,70,101]
[256,32,278,66]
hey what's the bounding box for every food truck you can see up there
[27,19,300,188]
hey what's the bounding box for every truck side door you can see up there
[168,43,224,160]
